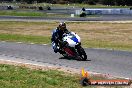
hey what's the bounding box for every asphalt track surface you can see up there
[0,42,132,79]
[0,15,132,21]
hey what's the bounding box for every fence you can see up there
[75,8,132,15]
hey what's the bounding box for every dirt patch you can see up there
[68,23,132,43]
[0,22,56,36]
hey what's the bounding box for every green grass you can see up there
[0,10,46,17]
[0,64,81,88]
[0,10,72,17]
[0,64,129,88]
[0,33,51,44]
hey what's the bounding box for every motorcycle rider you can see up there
[51,22,70,53]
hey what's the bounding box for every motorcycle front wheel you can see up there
[77,46,87,61]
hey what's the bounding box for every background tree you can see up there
[99,0,115,5]
[1,0,132,6]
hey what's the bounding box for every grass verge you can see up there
[0,64,81,88]
[0,10,46,17]
[0,64,130,88]
[0,10,71,17]
[0,33,51,44]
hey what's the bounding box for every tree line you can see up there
[0,0,132,6]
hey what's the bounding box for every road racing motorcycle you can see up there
[58,32,87,61]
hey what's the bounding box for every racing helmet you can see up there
[59,22,66,31]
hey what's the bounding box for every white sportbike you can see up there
[58,32,87,61]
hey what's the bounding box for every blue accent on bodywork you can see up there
[71,37,79,43]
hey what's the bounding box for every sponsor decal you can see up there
[80,68,131,86]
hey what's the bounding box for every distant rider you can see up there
[51,22,70,53]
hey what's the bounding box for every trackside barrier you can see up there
[0,5,19,10]
[76,8,132,15]
[0,6,7,10]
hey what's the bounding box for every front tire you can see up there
[77,46,87,61]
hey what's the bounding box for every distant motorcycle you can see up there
[58,32,87,61]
